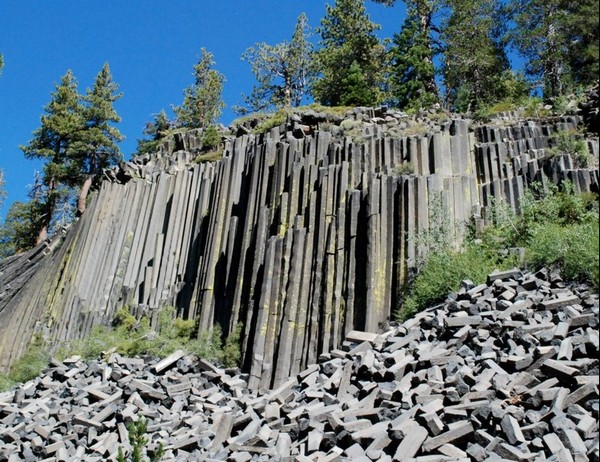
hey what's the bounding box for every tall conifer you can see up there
[510,0,599,97]
[75,63,124,214]
[313,0,387,106]
[20,70,85,243]
[440,0,510,111]
[174,49,225,128]
[388,5,440,110]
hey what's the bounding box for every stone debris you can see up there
[0,268,598,461]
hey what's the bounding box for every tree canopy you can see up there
[509,0,599,97]
[136,110,172,155]
[440,0,511,111]
[174,49,225,128]
[75,63,124,214]
[15,64,124,247]
[238,13,315,114]
[388,3,440,110]
[312,0,388,106]
[20,70,86,243]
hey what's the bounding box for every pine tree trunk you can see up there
[35,178,56,246]
[418,6,437,97]
[35,226,48,246]
[77,175,94,216]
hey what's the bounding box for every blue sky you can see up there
[0,1,406,219]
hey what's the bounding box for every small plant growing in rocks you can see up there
[547,128,591,167]
[117,418,164,462]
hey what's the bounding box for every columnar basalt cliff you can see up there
[1,108,598,389]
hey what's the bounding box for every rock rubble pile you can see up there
[0,268,598,461]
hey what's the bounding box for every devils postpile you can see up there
[1,103,599,391]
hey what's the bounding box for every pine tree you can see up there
[563,0,598,90]
[373,0,442,109]
[0,173,46,257]
[136,110,172,155]
[313,0,387,106]
[75,63,124,214]
[0,201,41,258]
[20,70,85,243]
[388,4,440,110]
[174,49,225,128]
[440,0,510,112]
[238,13,315,114]
[0,54,4,76]
[510,0,598,98]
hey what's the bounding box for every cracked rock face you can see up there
[0,267,598,461]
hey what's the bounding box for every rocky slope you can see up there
[1,267,597,461]
[1,107,598,389]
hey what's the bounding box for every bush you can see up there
[194,151,222,163]
[399,182,599,321]
[393,162,414,176]
[222,322,243,368]
[398,246,514,321]
[200,124,221,150]
[547,129,590,168]
[515,183,597,244]
[527,220,599,288]
[0,335,50,391]
[58,305,242,367]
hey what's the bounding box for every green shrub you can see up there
[200,124,221,150]
[253,108,289,134]
[515,183,597,244]
[113,306,137,329]
[521,97,551,118]
[399,182,598,321]
[0,375,13,392]
[527,220,599,288]
[474,100,517,120]
[547,129,590,168]
[222,322,243,368]
[194,151,222,163]
[187,325,226,364]
[393,162,414,176]
[1,308,242,392]
[57,305,238,366]
[398,245,514,321]
[0,335,50,391]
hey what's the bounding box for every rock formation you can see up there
[0,107,598,388]
[0,268,597,461]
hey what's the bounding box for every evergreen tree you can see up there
[0,54,4,76]
[75,63,124,214]
[373,0,442,109]
[0,173,46,258]
[20,70,85,244]
[174,49,225,128]
[0,201,41,258]
[510,0,599,97]
[136,110,172,155]
[313,0,387,106]
[563,0,598,90]
[388,4,440,110]
[238,13,315,114]
[440,0,510,112]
